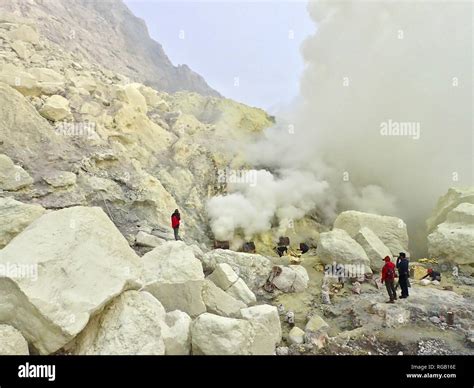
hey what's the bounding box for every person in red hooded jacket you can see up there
[381,256,397,303]
[171,209,181,241]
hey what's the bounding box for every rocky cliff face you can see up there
[0,9,273,246]
[0,0,220,96]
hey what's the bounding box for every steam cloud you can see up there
[207,1,472,255]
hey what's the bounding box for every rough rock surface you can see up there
[201,249,272,290]
[272,265,309,293]
[0,324,29,355]
[0,206,142,355]
[191,313,276,355]
[207,263,239,291]
[354,227,392,272]
[202,279,246,318]
[226,278,257,305]
[288,326,305,345]
[73,291,166,355]
[0,154,33,191]
[0,197,45,248]
[142,241,206,317]
[426,187,474,233]
[240,304,282,345]
[162,310,192,355]
[334,210,409,255]
[317,228,372,273]
[427,203,474,265]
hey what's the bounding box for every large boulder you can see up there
[317,228,372,274]
[201,279,246,318]
[191,313,276,355]
[334,210,409,256]
[72,291,166,355]
[39,94,71,121]
[240,305,282,345]
[200,249,272,290]
[427,203,474,265]
[7,25,39,44]
[29,68,65,95]
[162,310,192,355]
[0,198,45,248]
[142,241,206,317]
[0,64,40,96]
[135,231,165,248]
[207,263,239,291]
[226,278,257,305]
[354,227,392,272]
[0,206,143,355]
[426,187,474,234]
[0,154,33,191]
[0,324,29,355]
[272,265,309,293]
[114,84,148,113]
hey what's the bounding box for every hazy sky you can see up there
[124,0,314,111]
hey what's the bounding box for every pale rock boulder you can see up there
[162,310,192,355]
[207,262,239,291]
[29,68,65,95]
[240,304,282,345]
[201,279,246,318]
[79,101,103,117]
[71,75,97,92]
[39,95,71,121]
[0,197,45,248]
[137,84,169,111]
[272,265,309,293]
[0,64,40,96]
[142,241,206,317]
[226,278,257,306]
[135,231,165,248]
[369,303,411,328]
[334,210,409,256]
[317,228,372,273]
[354,227,392,272]
[7,25,39,44]
[426,187,474,233]
[73,291,166,355]
[11,40,30,59]
[305,315,329,332]
[201,249,272,290]
[191,313,275,355]
[0,154,33,190]
[0,324,29,355]
[0,206,143,355]
[427,203,474,265]
[42,171,76,188]
[114,84,147,113]
[288,326,305,345]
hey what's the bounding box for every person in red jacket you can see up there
[381,256,397,303]
[171,209,181,241]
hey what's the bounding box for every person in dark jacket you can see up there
[171,209,181,240]
[396,252,410,298]
[421,268,441,282]
[381,256,397,303]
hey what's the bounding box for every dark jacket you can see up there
[396,257,409,278]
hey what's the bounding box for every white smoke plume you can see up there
[207,0,472,254]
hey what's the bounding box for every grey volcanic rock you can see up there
[0,0,220,97]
